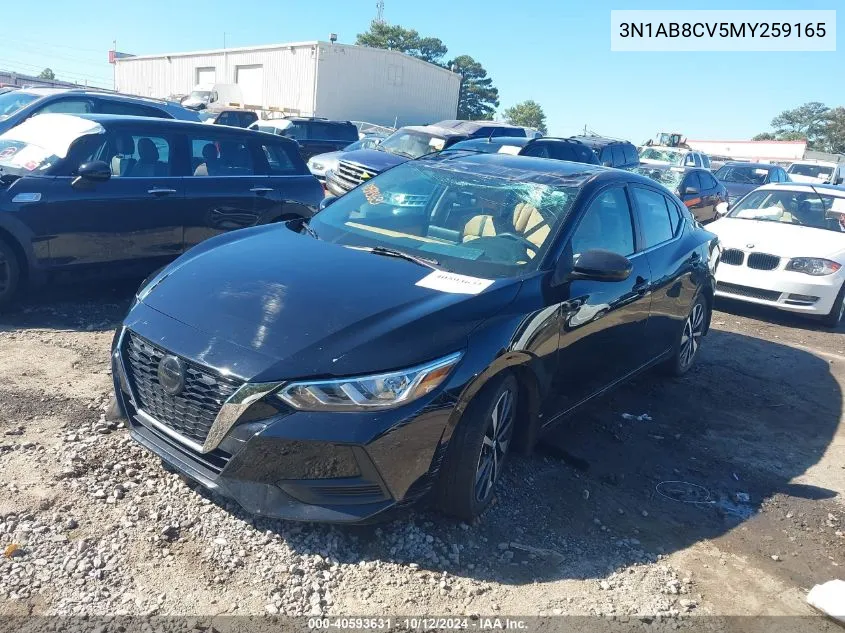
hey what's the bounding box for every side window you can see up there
[665,195,684,235]
[258,141,303,176]
[611,146,625,167]
[631,187,675,248]
[239,112,258,127]
[599,148,612,166]
[702,154,711,169]
[685,172,703,192]
[521,142,552,159]
[683,153,696,167]
[282,123,307,141]
[189,137,255,176]
[570,187,635,257]
[623,144,638,166]
[215,112,238,127]
[104,132,172,177]
[36,99,93,115]
[97,100,166,118]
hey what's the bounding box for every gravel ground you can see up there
[0,282,843,627]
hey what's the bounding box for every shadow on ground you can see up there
[0,278,138,332]
[716,296,844,334]
[190,327,841,587]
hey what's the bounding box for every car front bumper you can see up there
[715,261,843,316]
[110,308,458,524]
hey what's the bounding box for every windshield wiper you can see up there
[361,246,440,269]
[289,217,319,239]
[386,148,415,159]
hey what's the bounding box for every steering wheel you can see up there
[497,232,539,253]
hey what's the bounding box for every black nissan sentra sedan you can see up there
[112,152,719,523]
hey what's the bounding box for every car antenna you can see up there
[808,183,829,215]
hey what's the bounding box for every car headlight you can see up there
[276,351,463,412]
[785,258,842,276]
[310,161,324,171]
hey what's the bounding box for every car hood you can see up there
[709,217,845,259]
[722,182,757,198]
[136,225,521,380]
[338,148,409,172]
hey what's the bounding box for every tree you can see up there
[356,22,447,66]
[503,100,547,134]
[38,68,55,80]
[752,132,776,141]
[771,101,829,148]
[822,107,845,154]
[448,55,499,120]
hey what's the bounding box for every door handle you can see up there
[633,276,650,294]
[148,188,177,196]
[250,187,274,194]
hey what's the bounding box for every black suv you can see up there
[570,136,640,169]
[519,137,600,164]
[0,87,199,136]
[0,113,323,307]
[325,121,528,197]
[248,117,360,162]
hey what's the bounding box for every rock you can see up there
[64,519,78,531]
[582,489,590,501]
[641,510,649,517]
[600,581,611,590]
[265,604,279,615]
[497,542,510,551]
[771,555,781,562]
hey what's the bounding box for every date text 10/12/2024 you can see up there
[307,617,529,630]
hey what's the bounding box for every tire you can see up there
[436,373,518,522]
[0,237,21,311]
[820,283,845,328]
[661,294,708,377]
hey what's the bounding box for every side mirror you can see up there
[683,186,699,195]
[319,195,337,211]
[715,201,729,216]
[570,249,633,282]
[73,161,111,186]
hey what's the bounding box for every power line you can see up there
[0,58,112,86]
[0,35,104,54]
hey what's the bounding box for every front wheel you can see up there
[436,373,518,522]
[661,295,708,376]
[820,283,845,328]
[0,237,21,311]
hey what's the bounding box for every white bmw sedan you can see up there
[708,183,845,327]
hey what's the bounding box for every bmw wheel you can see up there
[661,295,708,377]
[436,373,518,521]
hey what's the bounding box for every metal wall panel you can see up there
[313,44,460,127]
[115,45,318,113]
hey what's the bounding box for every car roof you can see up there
[764,182,845,196]
[421,151,659,189]
[450,136,531,148]
[432,120,525,133]
[66,113,275,135]
[571,135,634,149]
[722,161,777,169]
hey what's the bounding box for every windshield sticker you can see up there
[416,271,494,295]
[497,145,521,156]
[429,138,446,151]
[0,147,17,159]
[363,184,384,205]
[754,169,768,175]
[23,160,39,171]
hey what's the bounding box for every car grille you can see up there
[333,160,379,191]
[721,248,745,266]
[747,253,780,271]
[122,332,242,446]
[716,282,781,302]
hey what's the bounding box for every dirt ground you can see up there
[0,280,843,629]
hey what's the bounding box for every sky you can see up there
[1,0,842,143]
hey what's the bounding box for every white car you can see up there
[708,183,845,327]
[786,160,845,185]
[638,146,711,169]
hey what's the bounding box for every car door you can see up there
[677,171,706,220]
[629,186,699,356]
[182,132,272,249]
[251,137,323,222]
[547,185,653,417]
[34,125,184,273]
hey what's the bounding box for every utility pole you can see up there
[375,1,385,24]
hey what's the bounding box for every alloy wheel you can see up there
[679,302,705,369]
[474,387,515,503]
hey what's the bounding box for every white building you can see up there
[114,41,460,127]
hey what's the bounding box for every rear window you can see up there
[307,122,359,142]
[258,141,307,176]
[97,100,169,118]
[623,144,638,165]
